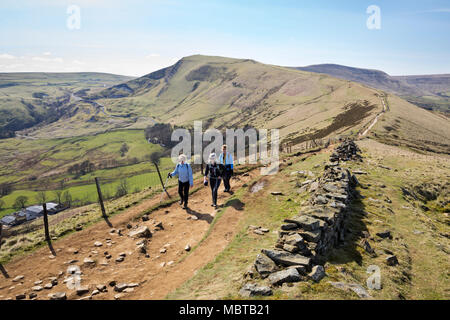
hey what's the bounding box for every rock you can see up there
[108,281,116,287]
[94,241,103,247]
[329,282,372,299]
[376,231,391,239]
[114,294,123,300]
[271,191,283,196]
[308,265,326,282]
[314,195,328,204]
[76,286,90,296]
[262,249,311,267]
[115,256,124,263]
[284,215,321,231]
[44,283,53,289]
[75,225,83,231]
[118,252,126,257]
[124,288,135,293]
[91,290,100,296]
[137,244,147,254]
[386,255,399,266]
[34,280,43,285]
[155,221,164,230]
[114,283,128,292]
[268,268,302,286]
[129,226,152,239]
[126,223,132,229]
[359,239,375,255]
[29,292,37,299]
[15,293,26,300]
[96,284,107,292]
[32,285,43,292]
[281,223,298,231]
[253,229,265,235]
[167,261,174,266]
[185,245,191,251]
[287,265,307,275]
[83,257,96,267]
[159,248,167,254]
[127,283,139,288]
[48,292,67,300]
[142,215,149,222]
[12,275,24,282]
[299,230,321,243]
[239,283,273,297]
[254,254,278,278]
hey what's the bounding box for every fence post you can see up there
[95,177,107,217]
[43,203,50,242]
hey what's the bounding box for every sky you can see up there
[0,0,449,76]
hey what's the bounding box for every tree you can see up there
[53,190,63,205]
[35,191,47,204]
[0,199,5,211]
[13,195,28,210]
[115,178,129,198]
[120,143,129,157]
[0,183,12,196]
[62,191,72,207]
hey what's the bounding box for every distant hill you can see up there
[0,72,133,138]
[293,64,450,113]
[2,56,449,154]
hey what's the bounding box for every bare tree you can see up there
[0,199,5,211]
[62,191,72,207]
[53,190,63,205]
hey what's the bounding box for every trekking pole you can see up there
[160,176,171,203]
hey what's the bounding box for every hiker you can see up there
[168,154,193,209]
[204,153,224,208]
[219,144,234,192]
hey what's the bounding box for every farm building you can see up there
[0,202,61,227]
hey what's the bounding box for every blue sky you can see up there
[0,0,449,76]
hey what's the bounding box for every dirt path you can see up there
[0,170,258,300]
[360,96,387,137]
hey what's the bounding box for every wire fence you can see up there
[0,162,204,248]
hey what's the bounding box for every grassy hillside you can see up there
[294,64,450,113]
[0,72,133,138]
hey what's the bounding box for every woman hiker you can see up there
[168,154,193,209]
[203,153,224,208]
[218,144,234,193]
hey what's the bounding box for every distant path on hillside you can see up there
[360,95,387,137]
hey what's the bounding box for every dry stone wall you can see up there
[241,140,362,296]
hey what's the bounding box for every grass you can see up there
[166,141,449,300]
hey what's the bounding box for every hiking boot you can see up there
[179,200,184,206]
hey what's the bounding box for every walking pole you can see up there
[160,176,171,203]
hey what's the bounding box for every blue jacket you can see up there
[171,163,194,186]
[219,152,234,170]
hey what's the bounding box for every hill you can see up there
[0,72,134,138]
[294,64,450,113]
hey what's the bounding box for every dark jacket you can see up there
[205,163,224,179]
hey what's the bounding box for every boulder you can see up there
[114,283,128,292]
[48,292,67,300]
[254,254,277,278]
[299,230,321,243]
[76,286,90,296]
[129,226,152,239]
[83,257,96,267]
[386,255,399,266]
[376,231,391,239]
[262,249,311,267]
[308,265,326,282]
[284,215,321,231]
[15,293,26,300]
[239,283,273,297]
[268,268,302,286]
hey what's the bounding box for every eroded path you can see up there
[0,170,258,300]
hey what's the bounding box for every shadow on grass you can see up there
[327,189,369,266]
[222,199,245,211]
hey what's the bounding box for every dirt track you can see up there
[0,170,258,300]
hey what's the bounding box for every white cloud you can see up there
[0,53,17,60]
[72,60,85,65]
[32,56,64,63]
[43,51,52,56]
[145,53,161,58]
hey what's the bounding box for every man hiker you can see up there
[219,144,233,192]
[168,154,193,209]
[204,153,224,208]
